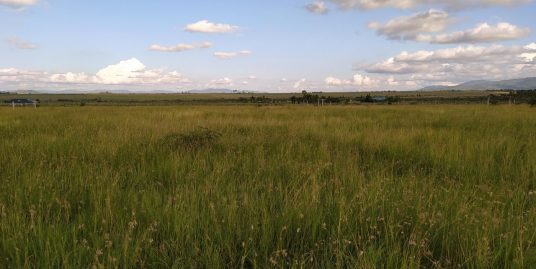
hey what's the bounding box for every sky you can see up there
[1,0,536,92]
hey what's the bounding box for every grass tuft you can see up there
[160,127,222,152]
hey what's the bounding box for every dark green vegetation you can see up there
[1,90,529,106]
[1,105,535,268]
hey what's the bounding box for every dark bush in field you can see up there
[508,90,536,105]
[160,127,221,151]
[387,96,401,104]
[363,94,374,103]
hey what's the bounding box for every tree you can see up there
[290,96,297,104]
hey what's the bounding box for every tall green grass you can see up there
[0,105,535,268]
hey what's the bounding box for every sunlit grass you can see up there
[0,105,535,268]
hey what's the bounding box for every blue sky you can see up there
[1,0,535,92]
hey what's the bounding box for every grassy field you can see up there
[0,104,535,268]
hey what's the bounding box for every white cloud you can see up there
[405,80,418,87]
[370,12,529,44]
[369,9,451,40]
[95,58,190,84]
[361,42,536,87]
[353,74,375,86]
[49,72,92,83]
[184,20,239,34]
[149,42,212,52]
[416,22,530,43]
[95,58,146,84]
[0,59,191,89]
[0,68,44,82]
[294,78,306,89]
[208,77,233,87]
[325,76,349,85]
[1,59,188,85]
[128,69,190,84]
[520,43,536,62]
[325,74,377,86]
[0,68,93,85]
[6,37,38,50]
[213,50,251,59]
[0,0,38,8]
[387,76,399,86]
[328,0,531,10]
[305,1,329,14]
[402,45,526,63]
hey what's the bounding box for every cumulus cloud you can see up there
[370,11,529,44]
[0,58,190,89]
[207,77,233,87]
[0,68,44,82]
[49,72,92,83]
[95,58,147,84]
[305,1,329,14]
[213,50,252,59]
[185,20,239,33]
[368,45,531,70]
[324,76,347,85]
[0,68,93,85]
[328,0,531,10]
[369,9,451,40]
[325,74,377,86]
[520,43,536,62]
[416,22,530,43]
[6,37,38,50]
[95,58,190,84]
[0,0,38,8]
[366,47,505,74]
[360,42,536,87]
[149,42,212,52]
[325,74,412,90]
[293,78,306,89]
[387,76,399,86]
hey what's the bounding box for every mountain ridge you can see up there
[421,77,536,91]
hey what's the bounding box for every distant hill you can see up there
[421,77,536,91]
[14,90,42,94]
[187,89,238,94]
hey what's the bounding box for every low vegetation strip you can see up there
[3,89,535,106]
[0,105,535,268]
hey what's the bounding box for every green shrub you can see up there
[160,127,221,151]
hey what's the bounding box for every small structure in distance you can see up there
[372,96,387,102]
[5,98,38,109]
